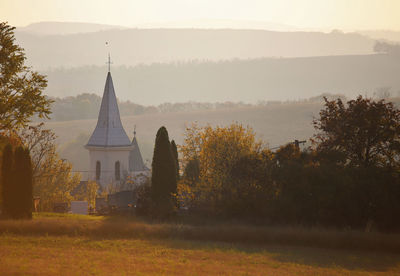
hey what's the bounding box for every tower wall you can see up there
[88,147,131,188]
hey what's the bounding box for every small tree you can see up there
[73,180,99,209]
[18,124,80,211]
[151,126,177,216]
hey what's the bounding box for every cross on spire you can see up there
[106,53,113,72]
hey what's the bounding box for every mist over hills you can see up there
[15,27,376,70]
[16,22,400,171]
[42,54,400,105]
[359,30,400,43]
[16,21,127,35]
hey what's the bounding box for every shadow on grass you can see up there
[1,214,400,272]
[143,238,399,272]
[93,216,400,271]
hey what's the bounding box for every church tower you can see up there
[85,71,133,187]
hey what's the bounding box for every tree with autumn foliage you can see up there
[313,96,400,169]
[180,123,262,214]
[0,22,52,132]
[22,125,81,211]
[311,96,400,230]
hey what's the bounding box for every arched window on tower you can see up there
[96,161,101,180]
[115,161,120,181]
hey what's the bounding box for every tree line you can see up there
[139,96,400,231]
[39,91,400,122]
[42,93,266,122]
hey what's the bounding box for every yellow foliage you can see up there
[180,123,262,210]
[33,152,81,211]
[176,181,195,209]
[73,180,99,208]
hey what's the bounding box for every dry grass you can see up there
[1,213,400,275]
[1,234,400,275]
[0,213,399,253]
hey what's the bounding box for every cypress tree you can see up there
[151,126,177,216]
[21,148,33,219]
[1,144,13,218]
[171,140,180,181]
[12,146,25,218]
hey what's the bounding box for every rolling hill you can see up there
[15,27,375,70]
[42,54,400,105]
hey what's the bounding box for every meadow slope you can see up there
[1,214,400,275]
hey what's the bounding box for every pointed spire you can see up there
[86,72,131,147]
[106,53,112,72]
[129,131,149,172]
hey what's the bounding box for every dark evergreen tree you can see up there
[1,144,13,218]
[21,148,33,218]
[151,126,177,216]
[171,140,180,181]
[12,146,25,218]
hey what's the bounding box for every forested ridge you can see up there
[41,54,400,105]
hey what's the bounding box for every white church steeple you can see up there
[85,70,133,187]
[86,72,131,147]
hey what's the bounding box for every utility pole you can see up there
[270,139,307,151]
[294,139,306,149]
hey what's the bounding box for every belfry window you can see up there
[96,161,101,180]
[115,161,120,181]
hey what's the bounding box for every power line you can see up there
[270,139,307,151]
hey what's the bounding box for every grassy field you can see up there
[1,213,400,275]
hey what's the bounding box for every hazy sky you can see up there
[1,0,400,30]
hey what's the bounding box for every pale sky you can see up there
[1,0,400,30]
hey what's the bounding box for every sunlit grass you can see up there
[1,234,400,275]
[1,213,400,275]
[33,212,104,220]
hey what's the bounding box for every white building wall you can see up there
[88,147,131,188]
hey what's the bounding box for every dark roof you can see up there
[129,136,149,172]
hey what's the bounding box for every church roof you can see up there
[129,135,149,172]
[86,72,131,147]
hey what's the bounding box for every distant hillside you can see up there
[359,30,400,42]
[14,28,375,69]
[17,22,126,35]
[45,93,255,121]
[42,54,400,105]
